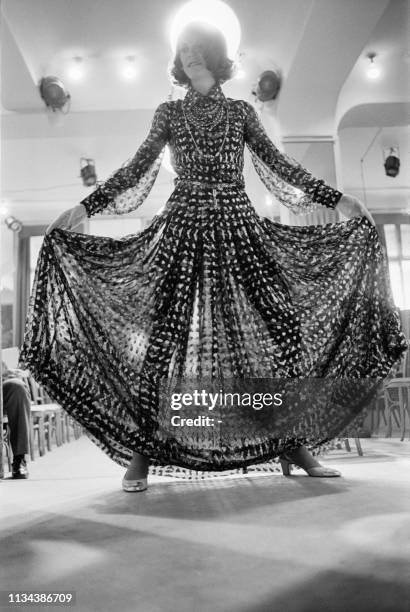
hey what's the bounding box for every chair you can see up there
[342,433,363,456]
[30,407,47,459]
[27,376,66,455]
[367,388,388,436]
[2,348,83,462]
[383,344,410,441]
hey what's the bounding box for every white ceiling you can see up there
[1,0,409,223]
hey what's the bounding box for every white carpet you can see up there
[1,436,409,612]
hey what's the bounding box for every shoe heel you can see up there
[279,458,292,476]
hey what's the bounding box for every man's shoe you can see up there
[11,455,29,479]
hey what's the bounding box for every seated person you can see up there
[2,361,30,479]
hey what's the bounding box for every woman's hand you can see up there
[336,194,376,226]
[45,204,87,235]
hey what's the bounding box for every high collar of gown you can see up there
[184,81,227,108]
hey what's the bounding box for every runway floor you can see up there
[1,435,409,612]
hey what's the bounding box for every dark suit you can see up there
[2,368,30,456]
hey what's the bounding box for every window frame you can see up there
[374,213,410,310]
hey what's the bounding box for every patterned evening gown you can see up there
[19,82,407,474]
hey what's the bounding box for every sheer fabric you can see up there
[79,102,169,216]
[19,83,408,473]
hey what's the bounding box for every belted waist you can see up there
[174,177,244,190]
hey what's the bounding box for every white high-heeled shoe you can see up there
[279,448,342,478]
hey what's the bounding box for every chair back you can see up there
[403,344,410,378]
[27,376,44,404]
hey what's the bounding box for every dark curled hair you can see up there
[169,21,235,87]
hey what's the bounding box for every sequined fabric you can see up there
[19,83,408,473]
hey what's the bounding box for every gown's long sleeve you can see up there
[243,101,343,214]
[81,102,170,217]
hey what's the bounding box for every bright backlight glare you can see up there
[169,0,241,59]
[367,65,381,79]
[122,57,138,81]
[68,57,84,81]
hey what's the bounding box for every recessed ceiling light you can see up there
[122,56,138,81]
[366,52,381,80]
[68,57,85,81]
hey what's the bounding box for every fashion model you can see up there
[19,22,407,492]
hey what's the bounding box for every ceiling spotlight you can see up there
[80,158,97,186]
[39,76,71,112]
[366,52,381,79]
[4,215,22,233]
[170,0,241,60]
[252,70,282,102]
[122,56,138,81]
[68,56,85,81]
[383,147,400,178]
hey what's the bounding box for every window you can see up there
[16,226,47,347]
[29,235,45,291]
[378,216,410,309]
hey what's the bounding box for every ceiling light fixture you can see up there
[170,0,241,60]
[252,70,282,102]
[383,147,400,178]
[80,158,97,186]
[4,216,22,233]
[366,52,381,80]
[39,76,71,112]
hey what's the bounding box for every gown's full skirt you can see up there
[19,186,408,472]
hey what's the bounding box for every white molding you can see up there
[282,135,336,143]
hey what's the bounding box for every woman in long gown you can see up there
[19,22,407,492]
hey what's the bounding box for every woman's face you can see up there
[178,30,214,81]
